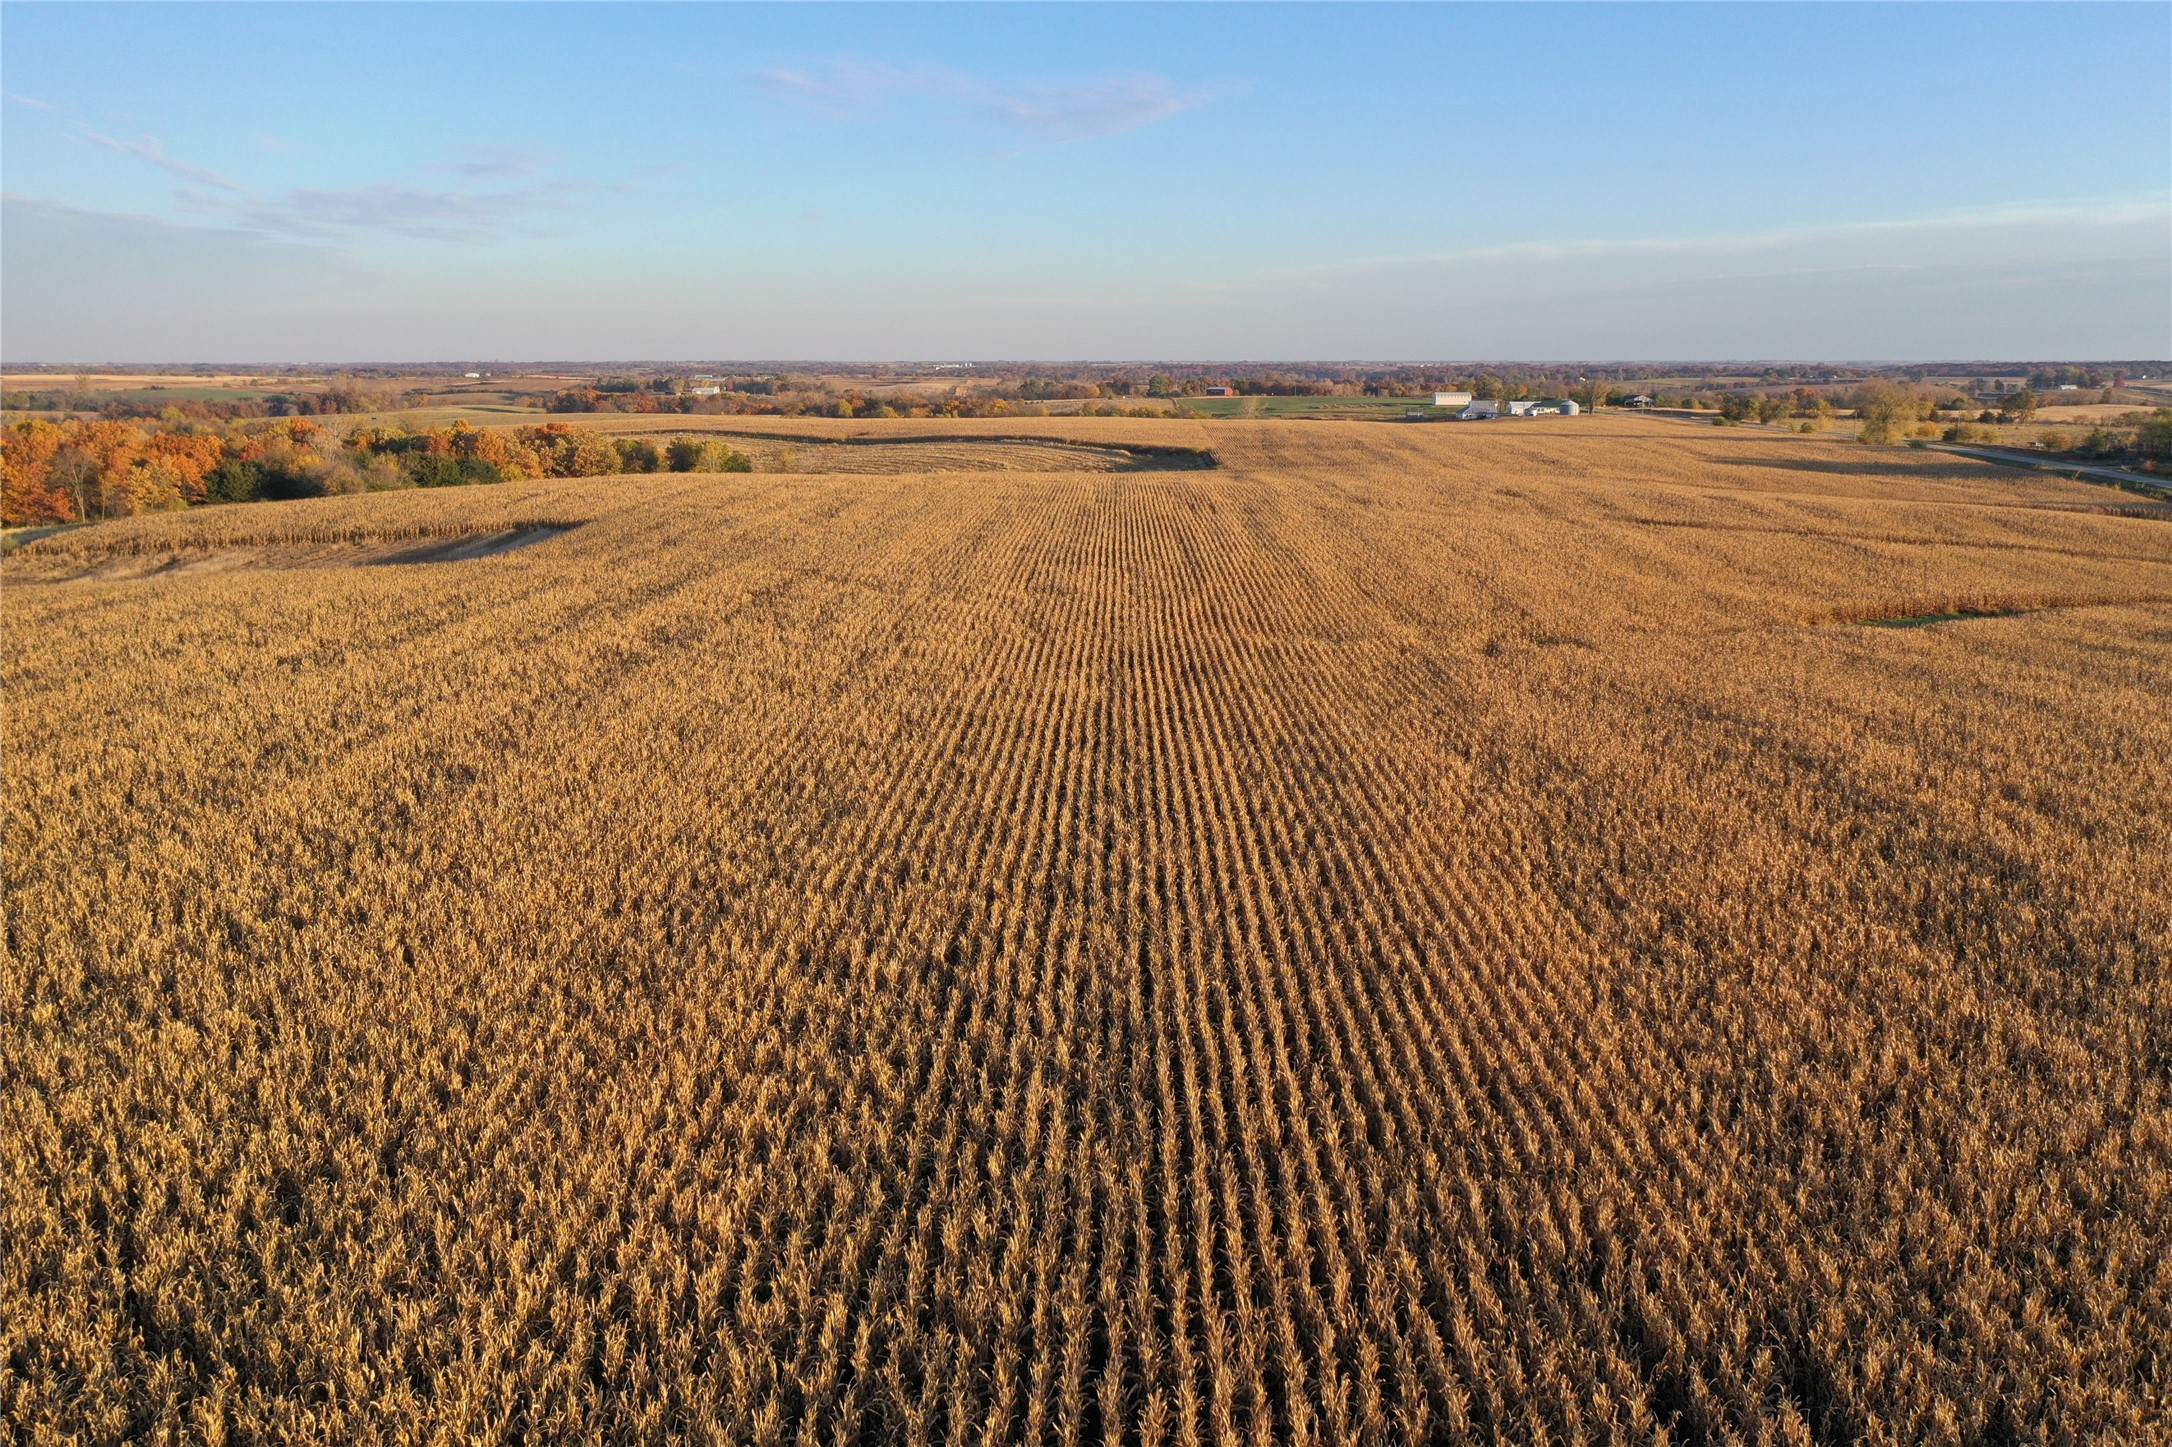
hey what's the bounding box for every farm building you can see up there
[1506,400,1538,417]
[1530,399,1580,415]
[1433,391,1474,408]
[1458,400,1501,420]
[688,386,722,397]
[1623,394,1655,408]
[1203,386,1235,397]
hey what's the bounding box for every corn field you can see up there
[6,417,2170,1445]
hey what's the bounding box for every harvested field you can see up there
[699,436,1207,474]
[6,526,573,583]
[2027,402,2154,423]
[5,416,2170,1444]
[589,428,1213,475]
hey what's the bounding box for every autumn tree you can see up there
[1,421,78,525]
[1853,382,1932,444]
[614,438,663,473]
[667,440,753,473]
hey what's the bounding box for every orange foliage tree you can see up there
[2,421,80,525]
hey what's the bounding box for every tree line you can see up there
[0,384,420,423]
[545,383,1168,420]
[1,418,749,527]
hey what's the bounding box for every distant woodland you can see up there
[5,362,2167,526]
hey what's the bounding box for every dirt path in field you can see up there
[715,436,1216,473]
[4,526,570,585]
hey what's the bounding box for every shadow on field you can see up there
[665,432,1219,473]
[372,527,569,565]
[1710,455,1997,482]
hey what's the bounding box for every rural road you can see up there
[1916,441,2169,497]
[1628,409,2169,501]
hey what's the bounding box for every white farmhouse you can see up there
[1458,400,1500,420]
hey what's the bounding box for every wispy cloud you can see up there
[988,74,1211,144]
[1227,194,2172,288]
[754,59,1220,145]
[69,121,617,243]
[3,194,375,363]
[753,59,932,116]
[252,133,296,153]
[79,131,243,192]
[7,93,53,110]
[177,177,606,243]
[1159,191,2170,356]
[429,143,556,180]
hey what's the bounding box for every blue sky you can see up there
[3,2,2166,362]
